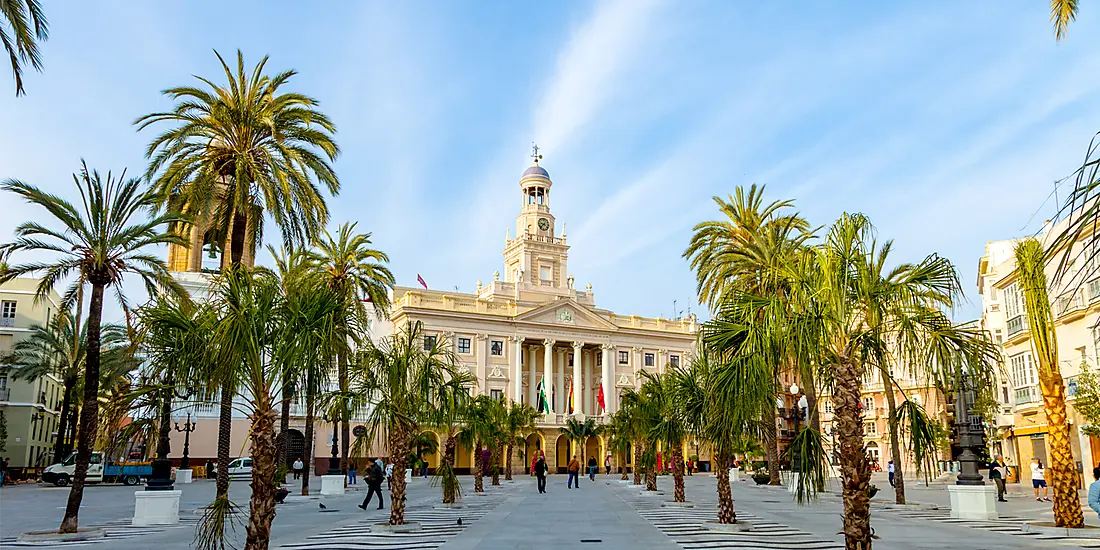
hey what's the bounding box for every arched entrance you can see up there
[276,429,306,466]
[555,435,571,474]
[866,442,881,470]
[524,432,544,474]
[415,431,440,474]
[585,436,601,468]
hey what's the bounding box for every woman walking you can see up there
[1031,457,1051,502]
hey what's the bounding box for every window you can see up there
[490,389,503,401]
[994,329,1002,343]
[824,400,833,413]
[457,337,471,354]
[490,340,504,356]
[1004,284,1020,317]
[990,303,1000,312]
[862,397,874,410]
[618,351,629,364]
[644,353,654,367]
[596,353,602,367]
[864,422,877,435]
[539,266,552,282]
[1010,352,1036,388]
[423,335,437,350]
[669,354,680,367]
[0,300,15,318]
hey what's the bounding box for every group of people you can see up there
[528,451,616,493]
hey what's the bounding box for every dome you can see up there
[522,165,550,179]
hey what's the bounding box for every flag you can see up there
[417,274,428,289]
[567,378,574,414]
[597,383,606,412]
[537,379,549,413]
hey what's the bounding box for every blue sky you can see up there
[1,1,1098,324]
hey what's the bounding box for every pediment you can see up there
[514,299,618,331]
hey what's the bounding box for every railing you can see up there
[1006,314,1028,337]
[0,317,14,327]
[1089,279,1100,303]
[1013,386,1038,405]
[1055,290,1085,318]
[0,388,9,401]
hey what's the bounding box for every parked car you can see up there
[42,452,153,487]
[228,457,253,479]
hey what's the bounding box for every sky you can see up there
[1,1,1098,325]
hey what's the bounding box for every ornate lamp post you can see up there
[174,413,197,470]
[322,412,340,475]
[953,374,987,486]
[788,384,808,471]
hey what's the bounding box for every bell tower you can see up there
[502,145,570,290]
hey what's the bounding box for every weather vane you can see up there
[531,142,542,164]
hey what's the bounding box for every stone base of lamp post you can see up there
[320,475,345,496]
[132,490,182,526]
[947,484,998,520]
[729,467,739,483]
[786,472,800,494]
[174,469,192,484]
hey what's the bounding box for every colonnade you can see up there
[516,339,615,416]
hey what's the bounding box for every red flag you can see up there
[417,274,428,289]
[597,383,606,411]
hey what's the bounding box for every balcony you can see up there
[0,317,14,327]
[1089,279,1100,303]
[1055,290,1086,319]
[0,387,9,401]
[1013,386,1038,406]
[1006,314,1028,338]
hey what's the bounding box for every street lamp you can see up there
[174,413,196,470]
[322,412,340,476]
[788,384,807,472]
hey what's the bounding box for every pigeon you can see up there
[457,518,463,526]
[319,503,327,510]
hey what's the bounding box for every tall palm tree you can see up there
[428,384,469,504]
[136,49,340,270]
[559,417,603,479]
[349,322,471,526]
[487,398,507,486]
[502,401,540,480]
[457,395,495,494]
[619,387,659,490]
[1051,0,1080,40]
[1,0,48,96]
[313,222,395,479]
[2,310,126,463]
[641,372,689,502]
[1,162,185,534]
[1015,238,1083,528]
[606,410,633,481]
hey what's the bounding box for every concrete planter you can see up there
[705,520,753,532]
[1023,523,1100,538]
[19,528,106,543]
[175,469,193,484]
[372,521,422,534]
[320,475,345,496]
[133,490,182,526]
[947,484,997,520]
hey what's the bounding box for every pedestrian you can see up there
[292,457,304,480]
[358,461,385,510]
[1031,457,1050,502]
[421,461,429,478]
[989,456,1007,502]
[534,454,548,493]
[0,456,8,487]
[587,456,597,481]
[1089,466,1100,520]
[385,462,394,489]
[567,455,581,488]
[348,462,357,485]
[605,453,612,476]
[887,460,895,488]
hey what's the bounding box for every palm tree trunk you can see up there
[620,450,628,480]
[53,378,75,463]
[646,465,657,491]
[505,443,514,481]
[59,281,105,534]
[881,369,905,505]
[766,405,781,485]
[442,436,457,503]
[338,343,349,483]
[279,378,291,468]
[1040,372,1085,527]
[216,378,234,499]
[388,425,410,525]
[633,441,643,485]
[474,442,484,493]
[491,439,501,486]
[243,402,277,550]
[715,450,736,523]
[302,397,315,496]
[221,214,236,271]
[835,358,872,550]
[672,447,685,502]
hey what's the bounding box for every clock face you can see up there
[538,217,550,231]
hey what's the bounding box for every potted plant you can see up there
[752,469,770,485]
[868,484,879,499]
[274,465,290,504]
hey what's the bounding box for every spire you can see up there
[531,142,542,165]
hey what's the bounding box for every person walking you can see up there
[0,457,8,487]
[989,456,1007,502]
[1031,457,1050,502]
[358,461,385,510]
[567,455,581,488]
[348,462,358,485]
[1089,466,1100,520]
[587,456,597,481]
[385,462,394,490]
[292,457,304,480]
[605,454,612,476]
[534,454,548,494]
[887,460,895,488]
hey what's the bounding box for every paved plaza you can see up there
[0,473,1097,549]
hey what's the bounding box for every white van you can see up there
[228,457,253,478]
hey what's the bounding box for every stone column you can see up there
[572,342,583,416]
[556,349,566,414]
[528,346,538,406]
[543,339,555,414]
[633,347,643,383]
[583,350,593,414]
[511,337,523,403]
[601,344,613,415]
[476,334,488,396]
[657,348,666,374]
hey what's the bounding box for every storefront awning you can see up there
[1012,424,1049,437]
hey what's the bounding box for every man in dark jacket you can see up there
[358,461,385,510]
[989,456,1007,502]
[534,455,548,494]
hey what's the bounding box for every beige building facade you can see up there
[389,157,698,473]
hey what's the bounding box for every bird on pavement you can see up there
[457,518,463,525]
[319,503,327,510]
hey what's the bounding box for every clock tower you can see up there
[502,146,570,291]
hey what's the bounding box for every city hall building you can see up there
[390,156,699,473]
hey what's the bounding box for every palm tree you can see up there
[487,398,507,486]
[2,310,126,463]
[313,222,395,479]
[559,417,603,480]
[1,162,185,533]
[1015,238,1083,528]
[618,388,659,490]
[457,395,495,494]
[502,401,540,480]
[606,410,632,481]
[427,384,469,504]
[349,322,472,525]
[640,372,689,502]
[1,0,48,96]
[136,49,340,270]
[1051,0,1080,40]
